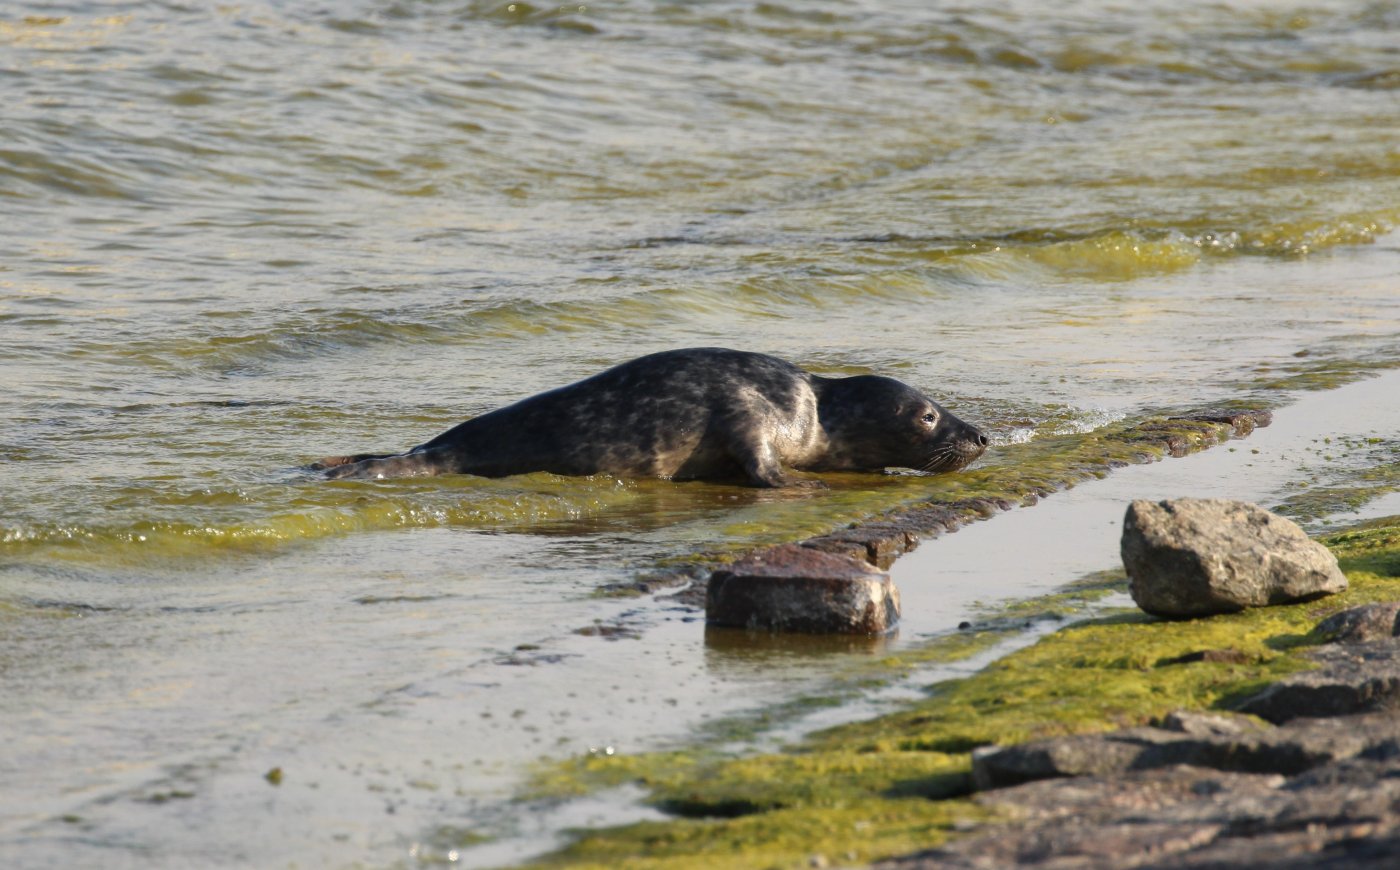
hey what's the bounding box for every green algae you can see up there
[529,799,991,870]
[527,751,713,803]
[413,825,492,865]
[652,750,972,816]
[966,569,1127,629]
[1323,518,1400,578]
[817,603,1320,757]
[1271,434,1400,527]
[1244,346,1400,395]
[523,517,1400,870]
[524,622,1036,805]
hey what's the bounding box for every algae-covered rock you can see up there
[971,729,1165,789]
[1122,498,1347,618]
[880,754,1400,870]
[970,711,1400,791]
[1234,639,1400,723]
[909,710,1400,869]
[1315,602,1400,644]
[706,544,900,634]
[1155,709,1262,737]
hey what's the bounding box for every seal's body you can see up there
[316,348,987,487]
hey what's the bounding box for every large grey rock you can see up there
[1234,640,1400,723]
[705,544,900,634]
[1122,498,1347,618]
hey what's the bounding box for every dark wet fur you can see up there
[317,348,987,487]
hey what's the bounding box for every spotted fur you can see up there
[315,348,987,487]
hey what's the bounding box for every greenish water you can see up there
[2,2,1399,866]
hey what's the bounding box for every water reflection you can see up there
[703,624,894,670]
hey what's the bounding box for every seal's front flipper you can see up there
[730,436,793,488]
[733,441,828,489]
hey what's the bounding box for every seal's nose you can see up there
[957,426,989,458]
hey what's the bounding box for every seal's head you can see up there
[817,375,988,474]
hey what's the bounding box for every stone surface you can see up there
[1234,640,1400,723]
[1169,408,1274,437]
[971,712,1400,791]
[799,524,921,570]
[704,544,900,634]
[1155,709,1263,737]
[880,761,1400,868]
[799,498,1014,569]
[971,730,1164,789]
[1316,602,1400,644]
[882,718,1400,870]
[1121,498,1347,618]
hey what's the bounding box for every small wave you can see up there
[97,309,459,372]
[1012,231,1203,281]
[0,146,141,200]
[440,1,598,31]
[90,207,1399,373]
[1223,213,1399,257]
[97,271,967,372]
[892,209,1399,283]
[995,406,1128,446]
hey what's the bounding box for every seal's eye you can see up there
[921,412,938,424]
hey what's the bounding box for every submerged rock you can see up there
[1169,408,1274,436]
[1121,498,1347,618]
[705,544,900,635]
[799,498,1014,569]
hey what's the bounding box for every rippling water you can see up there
[3,1,1400,865]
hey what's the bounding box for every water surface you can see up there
[3,2,1400,866]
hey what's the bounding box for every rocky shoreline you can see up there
[884,630,1400,868]
[870,508,1400,869]
[521,510,1400,870]
[858,499,1400,870]
[511,392,1400,870]
[883,713,1400,868]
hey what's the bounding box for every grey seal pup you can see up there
[314,347,988,487]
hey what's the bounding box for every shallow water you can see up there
[3,1,1400,866]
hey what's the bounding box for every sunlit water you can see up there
[3,2,1399,866]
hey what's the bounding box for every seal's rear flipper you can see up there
[307,452,396,471]
[321,448,454,480]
